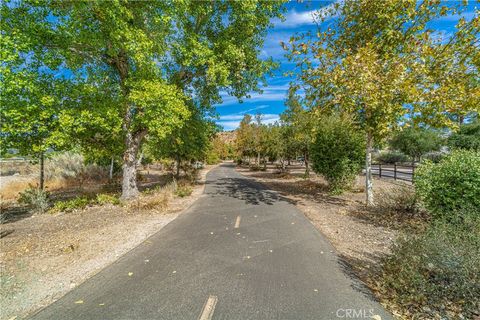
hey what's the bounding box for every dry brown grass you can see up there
[1,179,35,200]
[138,193,171,210]
[0,177,78,201]
[0,161,37,176]
[125,180,178,211]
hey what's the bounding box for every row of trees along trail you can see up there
[1,1,285,199]
[283,0,479,205]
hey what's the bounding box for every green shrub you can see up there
[422,151,446,163]
[374,151,409,164]
[175,185,193,197]
[205,150,220,165]
[415,150,480,223]
[447,119,480,151]
[50,196,90,213]
[378,219,480,319]
[389,127,443,162]
[18,187,49,213]
[96,193,120,205]
[311,115,365,194]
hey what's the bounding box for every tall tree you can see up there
[281,88,314,177]
[2,0,284,199]
[148,107,217,178]
[285,1,478,205]
[448,119,480,151]
[389,127,443,165]
[0,70,67,189]
[235,114,255,163]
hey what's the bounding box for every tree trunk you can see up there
[257,152,260,165]
[175,154,181,179]
[109,156,114,180]
[39,152,45,191]
[304,151,310,178]
[137,151,144,167]
[365,132,374,206]
[121,130,145,200]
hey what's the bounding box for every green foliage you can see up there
[205,149,220,165]
[311,115,365,193]
[18,187,49,214]
[50,197,90,213]
[378,220,480,319]
[280,89,315,174]
[175,185,193,198]
[96,194,120,206]
[2,0,285,198]
[235,114,255,160]
[447,119,480,151]
[374,151,409,164]
[389,127,443,162]
[210,134,235,161]
[284,0,479,204]
[415,150,480,223]
[147,108,217,167]
[422,151,446,163]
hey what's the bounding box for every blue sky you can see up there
[215,1,478,131]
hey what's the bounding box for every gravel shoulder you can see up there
[0,165,216,320]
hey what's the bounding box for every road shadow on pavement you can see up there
[207,177,296,206]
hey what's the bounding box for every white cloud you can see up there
[218,84,290,106]
[272,1,341,29]
[217,120,243,131]
[238,104,270,114]
[217,113,280,130]
[274,9,317,28]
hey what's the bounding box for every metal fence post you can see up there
[394,163,397,180]
[379,163,382,178]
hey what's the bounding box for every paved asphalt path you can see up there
[30,163,392,320]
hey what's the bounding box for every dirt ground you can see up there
[0,165,216,320]
[237,164,419,318]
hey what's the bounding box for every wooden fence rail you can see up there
[371,163,415,182]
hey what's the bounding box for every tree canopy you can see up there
[1,0,285,198]
[389,127,443,163]
[284,0,479,205]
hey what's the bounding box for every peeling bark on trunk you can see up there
[39,152,45,191]
[121,130,146,200]
[365,132,374,206]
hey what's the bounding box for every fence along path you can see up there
[371,163,415,182]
